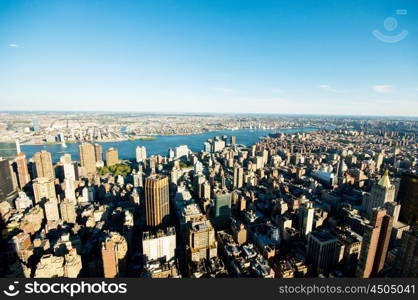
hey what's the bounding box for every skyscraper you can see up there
[60,154,76,181]
[33,177,56,203]
[105,147,119,166]
[101,239,119,278]
[306,230,338,274]
[0,159,17,202]
[33,150,54,179]
[142,227,176,262]
[94,143,103,163]
[136,146,147,163]
[145,174,170,228]
[187,216,217,262]
[363,170,395,219]
[13,152,31,189]
[392,228,418,277]
[356,208,393,278]
[398,172,418,226]
[79,143,96,176]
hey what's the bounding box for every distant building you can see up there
[136,146,147,163]
[94,143,103,163]
[79,143,96,176]
[33,150,54,179]
[105,148,119,166]
[212,191,232,228]
[33,177,56,203]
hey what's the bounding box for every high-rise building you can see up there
[60,199,77,223]
[60,154,76,181]
[0,142,17,159]
[306,230,338,274]
[142,227,176,262]
[33,150,54,179]
[13,152,31,189]
[43,199,60,222]
[136,146,147,163]
[212,191,232,228]
[94,143,103,163]
[79,143,96,176]
[230,135,236,146]
[64,178,76,202]
[0,159,17,202]
[392,228,418,277]
[363,170,395,218]
[233,164,243,189]
[299,201,315,238]
[33,177,56,203]
[356,208,393,278]
[145,175,170,228]
[105,148,119,166]
[398,173,418,226]
[187,216,217,262]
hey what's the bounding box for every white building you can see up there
[142,227,176,262]
[136,146,147,163]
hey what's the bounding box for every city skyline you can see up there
[1,0,418,115]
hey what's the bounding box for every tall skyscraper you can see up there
[363,170,395,218]
[392,228,418,277]
[33,150,54,179]
[79,143,96,176]
[33,177,56,203]
[398,172,418,226]
[94,143,103,163]
[356,208,393,278]
[136,146,147,163]
[145,174,170,228]
[230,135,236,146]
[13,152,31,189]
[0,159,17,202]
[306,230,338,274]
[105,147,119,166]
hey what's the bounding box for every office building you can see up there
[43,199,60,222]
[79,143,96,176]
[105,147,119,166]
[212,191,232,228]
[60,154,77,181]
[145,175,170,228]
[398,173,418,226]
[356,208,393,278]
[33,150,54,179]
[60,199,77,223]
[306,230,338,274]
[233,164,244,189]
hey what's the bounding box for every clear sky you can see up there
[0,0,417,116]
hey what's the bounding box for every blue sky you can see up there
[0,0,417,115]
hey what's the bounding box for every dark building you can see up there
[0,159,17,202]
[398,173,418,226]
